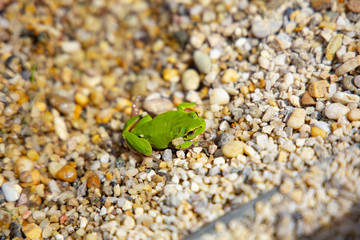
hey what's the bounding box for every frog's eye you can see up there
[187,130,195,136]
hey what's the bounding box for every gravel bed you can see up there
[0,0,360,239]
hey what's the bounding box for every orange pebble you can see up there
[56,163,77,183]
[87,174,100,189]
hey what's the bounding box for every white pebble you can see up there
[324,103,350,120]
[1,182,22,202]
[182,69,200,91]
[213,157,225,165]
[209,88,230,105]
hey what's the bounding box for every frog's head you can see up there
[183,112,206,140]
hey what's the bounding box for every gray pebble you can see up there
[10,222,23,239]
[143,98,173,116]
[162,149,173,162]
[194,50,211,74]
[214,132,229,148]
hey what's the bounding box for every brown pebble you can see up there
[311,0,331,11]
[56,163,77,183]
[308,80,329,98]
[301,91,316,106]
[47,94,75,115]
[348,0,360,12]
[87,174,101,189]
[354,76,360,88]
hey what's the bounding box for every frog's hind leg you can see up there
[123,131,152,156]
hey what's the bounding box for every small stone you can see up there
[311,127,327,139]
[325,103,350,120]
[222,141,245,158]
[335,55,360,76]
[252,19,282,38]
[56,163,77,183]
[23,223,42,239]
[32,211,46,221]
[214,132,229,147]
[143,98,173,116]
[287,108,306,129]
[262,107,277,122]
[331,92,359,104]
[10,222,23,238]
[182,69,200,91]
[61,41,81,53]
[163,68,180,82]
[1,182,22,202]
[213,157,225,165]
[190,32,206,49]
[125,168,138,178]
[87,174,100,189]
[194,50,211,74]
[48,94,75,115]
[347,109,360,121]
[354,76,360,88]
[258,56,270,69]
[53,109,69,141]
[308,80,329,98]
[311,0,331,10]
[326,34,343,60]
[348,0,360,12]
[162,149,172,162]
[209,88,230,105]
[221,69,238,83]
[75,92,89,107]
[301,91,316,106]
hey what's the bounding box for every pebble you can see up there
[325,34,343,60]
[214,132,230,147]
[194,50,211,74]
[251,19,282,38]
[335,55,360,76]
[209,88,230,105]
[324,103,350,120]
[22,223,42,239]
[182,69,200,91]
[32,210,46,221]
[143,98,173,115]
[348,0,360,12]
[56,163,77,183]
[163,68,180,82]
[87,174,101,189]
[258,56,270,70]
[331,92,359,104]
[308,80,329,98]
[221,69,238,83]
[311,0,331,10]
[354,76,360,88]
[262,107,277,122]
[53,109,69,141]
[347,109,360,121]
[287,108,306,130]
[222,141,245,158]
[48,94,75,115]
[301,91,316,106]
[311,127,327,139]
[10,222,23,238]
[162,149,173,162]
[1,182,22,202]
[61,41,81,53]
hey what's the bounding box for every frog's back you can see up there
[132,111,189,149]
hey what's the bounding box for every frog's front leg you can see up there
[123,131,153,156]
[173,137,196,149]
